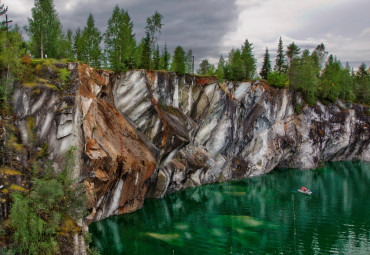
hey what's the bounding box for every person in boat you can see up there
[300,186,308,192]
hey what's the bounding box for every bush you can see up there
[267,72,289,88]
[295,103,301,114]
[58,68,71,88]
[9,147,87,254]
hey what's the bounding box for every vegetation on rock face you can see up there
[5,147,88,254]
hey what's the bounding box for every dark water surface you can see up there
[90,161,370,254]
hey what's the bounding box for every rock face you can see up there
[12,64,370,221]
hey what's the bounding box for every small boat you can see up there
[298,188,312,195]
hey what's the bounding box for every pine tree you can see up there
[260,47,271,79]
[215,55,225,80]
[73,27,83,60]
[290,50,320,105]
[354,63,370,104]
[26,0,62,58]
[185,49,193,73]
[80,13,102,67]
[197,59,215,75]
[0,0,7,29]
[0,0,7,16]
[104,6,136,71]
[161,43,171,70]
[274,36,286,74]
[286,42,301,85]
[171,46,186,75]
[319,55,342,102]
[241,38,256,80]
[139,32,151,69]
[286,42,300,67]
[152,44,160,70]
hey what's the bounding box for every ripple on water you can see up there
[90,161,370,255]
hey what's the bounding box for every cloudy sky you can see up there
[5,0,370,70]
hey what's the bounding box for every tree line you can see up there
[24,0,197,74]
[1,0,369,107]
[198,37,369,106]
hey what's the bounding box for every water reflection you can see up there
[90,161,370,254]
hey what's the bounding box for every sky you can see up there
[4,0,370,71]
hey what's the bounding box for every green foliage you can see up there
[145,11,163,56]
[260,47,271,79]
[88,247,102,255]
[57,29,74,59]
[0,0,7,18]
[8,147,87,254]
[214,55,225,81]
[290,50,320,105]
[58,68,71,88]
[171,46,186,75]
[26,0,62,59]
[159,43,170,71]
[197,59,215,75]
[225,48,244,81]
[274,37,286,74]
[79,14,102,68]
[104,6,136,71]
[10,193,58,255]
[185,49,193,73]
[353,63,370,105]
[139,32,151,70]
[241,38,256,80]
[267,71,288,88]
[152,45,160,70]
[295,103,302,115]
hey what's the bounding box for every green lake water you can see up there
[90,161,370,254]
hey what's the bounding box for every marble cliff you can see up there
[11,63,370,222]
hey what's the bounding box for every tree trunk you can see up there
[41,32,44,59]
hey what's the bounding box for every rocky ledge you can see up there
[12,64,370,222]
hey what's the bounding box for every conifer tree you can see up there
[290,50,320,105]
[26,0,62,58]
[241,38,256,80]
[159,43,170,70]
[286,42,301,85]
[286,42,300,67]
[0,0,7,16]
[152,44,160,70]
[80,14,102,67]
[274,36,286,74]
[260,47,271,79]
[197,59,215,75]
[139,32,151,69]
[104,6,136,71]
[185,49,193,73]
[354,63,370,104]
[215,55,225,80]
[171,46,186,74]
[73,27,83,60]
[0,0,8,29]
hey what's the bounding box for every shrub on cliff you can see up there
[267,71,288,88]
[7,147,87,254]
